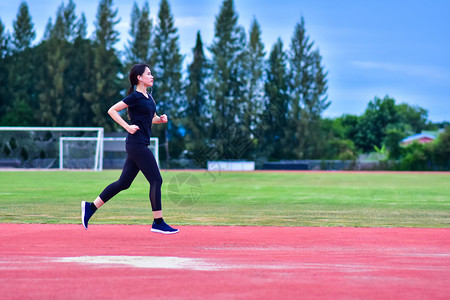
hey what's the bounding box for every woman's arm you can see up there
[152,113,168,124]
[108,101,140,134]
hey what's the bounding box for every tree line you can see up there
[0,0,448,170]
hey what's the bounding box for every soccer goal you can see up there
[61,136,159,170]
[0,127,159,171]
[0,127,103,170]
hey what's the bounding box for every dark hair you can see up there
[127,63,150,95]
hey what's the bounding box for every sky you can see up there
[1,0,449,122]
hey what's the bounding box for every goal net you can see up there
[0,127,159,171]
[100,137,159,169]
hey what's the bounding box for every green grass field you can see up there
[0,170,449,228]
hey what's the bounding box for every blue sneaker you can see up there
[151,220,179,234]
[81,201,96,229]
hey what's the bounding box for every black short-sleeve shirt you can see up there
[122,91,156,145]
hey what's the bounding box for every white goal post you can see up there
[59,136,103,171]
[0,127,159,171]
[60,136,159,170]
[101,137,159,168]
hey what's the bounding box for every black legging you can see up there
[99,143,162,211]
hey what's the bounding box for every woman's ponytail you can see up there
[127,85,134,96]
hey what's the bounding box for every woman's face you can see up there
[139,67,154,87]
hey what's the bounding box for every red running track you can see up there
[1,224,449,299]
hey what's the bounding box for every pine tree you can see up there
[0,19,10,121]
[62,0,77,42]
[76,13,88,39]
[70,14,96,127]
[261,38,290,160]
[11,1,36,52]
[0,19,10,59]
[84,0,122,131]
[124,2,140,64]
[208,0,248,159]
[288,17,328,158]
[184,31,210,161]
[151,0,184,166]
[43,18,53,41]
[245,17,266,140]
[37,1,78,126]
[125,1,152,66]
[49,0,77,41]
[37,40,67,126]
[94,0,120,50]
[129,2,140,40]
[3,1,38,125]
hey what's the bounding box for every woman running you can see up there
[81,63,178,234]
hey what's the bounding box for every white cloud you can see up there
[350,60,450,83]
[175,16,204,28]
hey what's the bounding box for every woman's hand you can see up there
[127,124,140,134]
[160,114,168,123]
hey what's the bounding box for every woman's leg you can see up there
[82,155,139,229]
[98,157,140,203]
[126,144,177,234]
[126,144,162,212]
[93,197,105,209]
